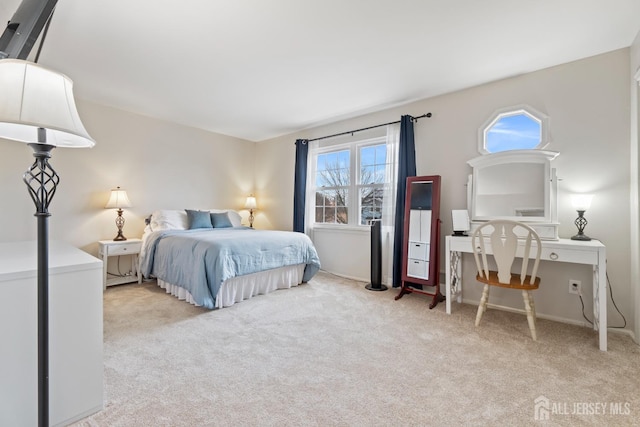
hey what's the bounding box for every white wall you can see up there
[256,49,633,330]
[0,101,256,257]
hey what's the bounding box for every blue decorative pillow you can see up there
[211,212,233,228]
[185,209,213,229]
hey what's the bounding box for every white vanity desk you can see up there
[445,236,608,351]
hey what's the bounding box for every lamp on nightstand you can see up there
[245,195,257,228]
[105,187,132,241]
[0,59,95,427]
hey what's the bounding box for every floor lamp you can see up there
[0,59,95,427]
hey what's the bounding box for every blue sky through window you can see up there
[360,144,387,184]
[485,113,541,153]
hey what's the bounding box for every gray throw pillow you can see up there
[185,209,213,229]
[211,212,233,228]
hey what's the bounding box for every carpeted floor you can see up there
[74,271,640,426]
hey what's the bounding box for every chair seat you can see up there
[476,271,540,290]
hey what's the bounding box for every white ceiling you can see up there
[2,1,640,142]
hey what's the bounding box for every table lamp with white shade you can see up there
[105,187,132,241]
[570,194,593,241]
[245,195,257,228]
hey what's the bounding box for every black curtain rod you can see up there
[306,113,432,143]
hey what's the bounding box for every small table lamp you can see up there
[245,195,257,228]
[571,194,593,241]
[105,187,132,240]
[0,59,95,427]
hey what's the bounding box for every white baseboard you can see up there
[468,298,591,327]
[319,269,368,283]
[460,297,635,335]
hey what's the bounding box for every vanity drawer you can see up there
[407,259,429,279]
[540,247,598,265]
[107,242,141,256]
[408,241,429,261]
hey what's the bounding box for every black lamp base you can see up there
[571,233,591,241]
[365,283,388,291]
[571,210,591,241]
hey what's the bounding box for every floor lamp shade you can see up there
[0,58,94,427]
[0,59,95,147]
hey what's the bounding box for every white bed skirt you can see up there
[157,264,306,309]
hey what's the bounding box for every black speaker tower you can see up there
[366,219,388,291]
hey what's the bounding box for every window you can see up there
[479,105,548,154]
[315,150,350,224]
[313,138,390,226]
[359,144,387,225]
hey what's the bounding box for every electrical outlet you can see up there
[569,279,581,295]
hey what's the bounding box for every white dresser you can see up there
[0,241,104,426]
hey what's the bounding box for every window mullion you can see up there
[350,145,358,225]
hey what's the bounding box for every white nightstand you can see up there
[98,239,142,289]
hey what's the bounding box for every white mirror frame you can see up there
[467,150,560,240]
[478,104,550,155]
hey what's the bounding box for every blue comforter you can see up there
[139,228,321,309]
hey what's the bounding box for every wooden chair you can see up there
[471,220,542,340]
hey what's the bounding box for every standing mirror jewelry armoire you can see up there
[395,175,444,308]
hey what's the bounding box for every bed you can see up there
[139,209,321,309]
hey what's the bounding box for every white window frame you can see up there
[311,136,387,229]
[478,104,550,155]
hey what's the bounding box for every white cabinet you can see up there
[0,241,103,427]
[407,209,432,280]
[408,209,432,243]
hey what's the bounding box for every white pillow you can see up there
[149,209,242,231]
[209,209,242,227]
[150,210,188,231]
